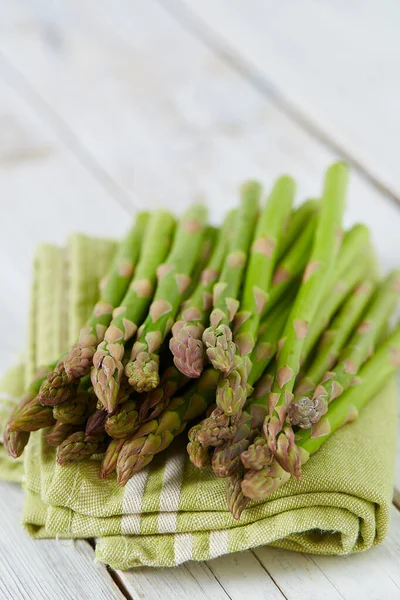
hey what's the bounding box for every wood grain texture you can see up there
[0,77,130,372]
[253,506,400,600]
[172,0,400,203]
[0,482,125,600]
[117,561,233,600]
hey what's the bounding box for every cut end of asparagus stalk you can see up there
[125,352,160,393]
[169,321,205,378]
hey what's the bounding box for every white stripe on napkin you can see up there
[174,533,194,565]
[209,529,229,559]
[121,467,150,534]
[157,450,186,533]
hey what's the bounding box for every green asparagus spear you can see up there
[266,216,316,314]
[85,409,108,436]
[138,364,189,423]
[301,270,400,421]
[7,397,55,432]
[291,279,375,418]
[105,399,139,439]
[63,212,150,380]
[57,431,106,465]
[226,470,250,521]
[203,182,261,374]
[100,438,125,478]
[53,388,97,425]
[300,224,373,364]
[3,427,30,458]
[170,211,234,378]
[3,365,52,456]
[275,199,319,262]
[217,177,295,415]
[38,214,149,405]
[45,422,81,447]
[125,205,208,392]
[264,163,347,478]
[242,323,400,500]
[116,369,220,483]
[91,211,175,411]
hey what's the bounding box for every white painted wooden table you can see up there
[1,1,399,598]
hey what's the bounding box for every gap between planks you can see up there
[158,0,400,211]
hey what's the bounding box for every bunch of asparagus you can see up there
[5,162,400,521]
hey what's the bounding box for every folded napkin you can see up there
[0,235,397,569]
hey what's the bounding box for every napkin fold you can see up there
[0,235,397,569]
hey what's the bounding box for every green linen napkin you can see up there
[0,234,397,569]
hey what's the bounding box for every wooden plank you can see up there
[0,481,126,600]
[117,561,232,600]
[206,551,286,600]
[253,507,400,600]
[0,76,130,372]
[172,0,400,203]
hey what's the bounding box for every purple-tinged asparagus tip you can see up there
[170,322,205,378]
[203,325,236,375]
[287,395,328,429]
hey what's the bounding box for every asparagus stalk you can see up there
[57,432,106,465]
[264,162,347,478]
[53,388,97,425]
[7,397,55,432]
[116,368,219,483]
[300,270,400,421]
[37,361,80,407]
[63,212,150,380]
[275,199,319,262]
[291,279,375,415]
[137,364,189,423]
[203,182,261,375]
[170,211,234,378]
[100,438,125,478]
[226,470,250,521]
[300,224,372,364]
[3,428,30,458]
[45,422,81,447]
[105,399,138,439]
[91,211,175,412]
[186,298,292,458]
[242,323,400,500]
[85,409,108,436]
[266,216,316,314]
[3,365,52,456]
[37,215,149,406]
[181,225,218,302]
[125,205,208,392]
[217,177,295,415]
[249,294,294,385]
